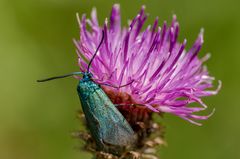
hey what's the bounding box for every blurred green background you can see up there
[0,0,239,159]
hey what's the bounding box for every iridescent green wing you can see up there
[88,88,135,147]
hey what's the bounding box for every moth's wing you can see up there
[102,105,136,146]
[90,90,135,146]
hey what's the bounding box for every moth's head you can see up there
[83,72,93,79]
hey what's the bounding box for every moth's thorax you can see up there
[77,78,100,100]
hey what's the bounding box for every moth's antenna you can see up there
[37,72,83,82]
[87,30,105,73]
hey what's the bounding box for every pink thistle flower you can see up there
[74,4,221,126]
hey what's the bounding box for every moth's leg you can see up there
[114,103,135,107]
[114,103,148,107]
[98,80,134,89]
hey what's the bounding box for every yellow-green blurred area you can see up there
[0,0,239,158]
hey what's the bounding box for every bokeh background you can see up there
[0,0,239,159]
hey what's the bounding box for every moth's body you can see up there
[77,73,135,153]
